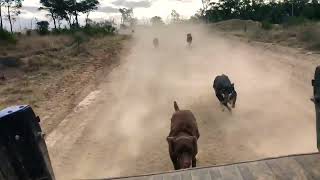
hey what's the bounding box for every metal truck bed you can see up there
[88,152,320,180]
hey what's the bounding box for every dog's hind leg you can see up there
[192,157,197,167]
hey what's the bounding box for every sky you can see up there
[1,0,203,31]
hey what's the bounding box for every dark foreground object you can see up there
[312,66,320,151]
[85,152,320,180]
[187,33,192,46]
[0,105,55,180]
[167,101,200,170]
[213,74,237,111]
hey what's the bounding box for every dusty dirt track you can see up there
[46,25,318,180]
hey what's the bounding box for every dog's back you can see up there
[169,101,199,138]
[213,74,231,91]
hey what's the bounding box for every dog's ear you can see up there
[174,101,180,111]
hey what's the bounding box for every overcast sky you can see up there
[2,0,202,31]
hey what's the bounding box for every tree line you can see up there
[2,0,320,34]
[0,0,141,34]
[197,0,320,24]
[0,0,100,34]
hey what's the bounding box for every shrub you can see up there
[283,16,307,27]
[72,31,89,50]
[83,21,116,36]
[298,26,319,42]
[0,29,17,44]
[26,29,32,36]
[297,25,320,50]
[261,21,273,30]
[36,21,50,35]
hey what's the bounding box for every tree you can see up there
[39,0,70,29]
[201,0,211,22]
[36,20,49,35]
[80,0,99,26]
[119,8,133,25]
[40,0,98,28]
[39,0,63,29]
[0,0,4,30]
[4,0,22,33]
[171,10,180,23]
[150,16,164,25]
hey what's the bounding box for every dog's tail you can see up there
[174,101,180,111]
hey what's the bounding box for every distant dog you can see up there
[187,33,192,46]
[153,38,159,48]
[167,101,200,170]
[213,74,237,111]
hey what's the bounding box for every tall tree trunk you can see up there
[67,18,71,28]
[0,4,3,30]
[7,5,12,33]
[67,14,72,28]
[50,11,57,29]
[75,11,79,27]
[85,12,89,26]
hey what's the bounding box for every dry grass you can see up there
[0,35,73,56]
[213,19,320,51]
[0,34,128,133]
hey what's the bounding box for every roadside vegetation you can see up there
[0,0,128,133]
[186,0,320,51]
[0,33,129,133]
[195,0,320,25]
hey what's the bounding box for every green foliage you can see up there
[261,20,272,30]
[3,0,23,33]
[83,26,115,36]
[119,8,134,27]
[39,0,99,28]
[83,20,116,35]
[171,10,181,23]
[198,0,320,25]
[150,16,165,25]
[52,20,115,37]
[0,29,16,43]
[36,21,49,35]
[283,16,307,27]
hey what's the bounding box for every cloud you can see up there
[112,0,152,8]
[97,6,119,13]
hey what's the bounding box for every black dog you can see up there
[153,38,159,48]
[213,74,237,111]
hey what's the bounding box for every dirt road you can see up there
[46,25,318,180]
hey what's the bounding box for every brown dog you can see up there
[167,101,200,170]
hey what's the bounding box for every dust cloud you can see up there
[51,24,317,180]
